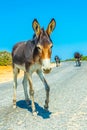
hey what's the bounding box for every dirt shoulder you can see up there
[0,66,23,83]
[0,63,56,83]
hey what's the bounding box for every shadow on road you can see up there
[17,100,51,119]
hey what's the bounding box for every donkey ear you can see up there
[46,18,56,35]
[32,19,41,37]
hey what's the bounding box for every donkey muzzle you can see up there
[42,59,51,74]
[43,68,51,74]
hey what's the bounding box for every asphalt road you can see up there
[0,61,87,130]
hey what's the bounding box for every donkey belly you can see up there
[14,64,26,71]
[29,63,41,73]
[14,63,41,73]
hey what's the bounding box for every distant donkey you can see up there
[74,52,82,66]
[54,55,60,67]
[12,18,56,115]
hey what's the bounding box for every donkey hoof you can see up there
[44,105,48,110]
[32,111,37,116]
[13,105,16,109]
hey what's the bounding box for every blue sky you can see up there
[0,0,87,60]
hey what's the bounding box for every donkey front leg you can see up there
[13,68,19,108]
[44,81,50,110]
[26,73,36,115]
[22,72,30,105]
[37,70,50,110]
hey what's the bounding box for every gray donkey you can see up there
[12,18,56,115]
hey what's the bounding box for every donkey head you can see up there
[32,18,56,73]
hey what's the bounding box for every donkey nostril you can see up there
[43,68,51,74]
[43,68,45,71]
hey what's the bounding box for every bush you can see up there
[0,51,12,66]
[81,56,87,61]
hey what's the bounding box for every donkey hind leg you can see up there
[26,73,36,115]
[78,60,81,66]
[13,67,19,108]
[37,70,50,110]
[76,60,78,66]
[56,61,58,67]
[22,72,30,105]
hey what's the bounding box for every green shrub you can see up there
[0,51,12,66]
[81,56,87,61]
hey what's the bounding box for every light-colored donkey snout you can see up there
[42,59,51,74]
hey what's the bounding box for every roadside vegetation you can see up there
[0,51,87,66]
[0,51,12,66]
[65,56,87,61]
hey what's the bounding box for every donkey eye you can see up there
[37,47,42,52]
[49,45,53,52]
[50,45,53,49]
[51,45,53,48]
